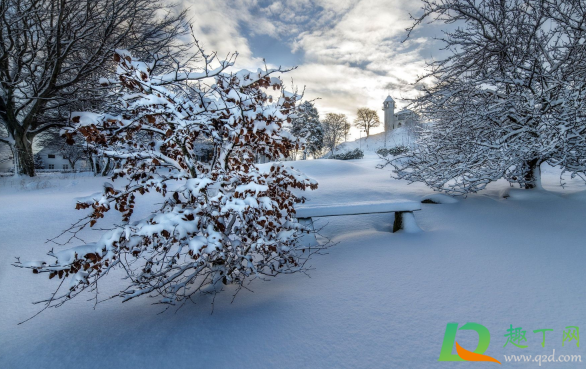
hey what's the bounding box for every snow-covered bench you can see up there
[295,201,422,246]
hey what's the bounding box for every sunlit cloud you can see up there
[181,0,444,136]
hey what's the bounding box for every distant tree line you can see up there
[289,104,385,158]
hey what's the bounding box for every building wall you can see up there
[395,110,419,128]
[1,145,91,173]
[39,151,89,171]
[384,97,419,133]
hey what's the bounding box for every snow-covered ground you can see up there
[1,157,586,368]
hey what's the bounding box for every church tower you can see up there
[383,95,396,133]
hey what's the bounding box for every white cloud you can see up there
[179,0,441,135]
[287,0,432,136]
[185,0,270,69]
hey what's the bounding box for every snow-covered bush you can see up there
[15,47,321,310]
[376,146,409,158]
[330,148,364,160]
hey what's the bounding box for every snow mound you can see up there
[421,193,459,204]
[564,190,586,202]
[501,188,561,201]
[275,158,371,178]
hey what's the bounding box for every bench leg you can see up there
[298,217,318,246]
[393,211,422,233]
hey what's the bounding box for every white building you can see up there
[382,96,419,132]
[383,95,398,132]
[36,147,89,171]
[0,145,90,173]
[395,109,419,126]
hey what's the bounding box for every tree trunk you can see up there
[100,157,112,176]
[89,154,100,175]
[523,158,542,189]
[14,135,35,177]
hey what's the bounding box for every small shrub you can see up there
[331,148,364,160]
[376,146,409,157]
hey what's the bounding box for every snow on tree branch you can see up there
[386,0,586,194]
[15,47,323,313]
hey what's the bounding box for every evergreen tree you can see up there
[291,101,324,159]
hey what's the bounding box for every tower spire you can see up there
[383,95,395,134]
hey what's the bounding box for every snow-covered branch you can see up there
[16,48,322,314]
[389,0,586,194]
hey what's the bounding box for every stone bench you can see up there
[295,201,422,246]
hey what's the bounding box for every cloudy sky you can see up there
[186,0,446,137]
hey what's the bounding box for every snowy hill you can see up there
[323,127,417,159]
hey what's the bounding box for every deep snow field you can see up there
[1,153,586,368]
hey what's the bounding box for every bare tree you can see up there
[343,117,352,142]
[354,108,380,137]
[384,0,586,194]
[61,146,88,171]
[0,0,188,176]
[322,113,349,153]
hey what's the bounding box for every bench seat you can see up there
[295,200,422,247]
[295,201,421,219]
